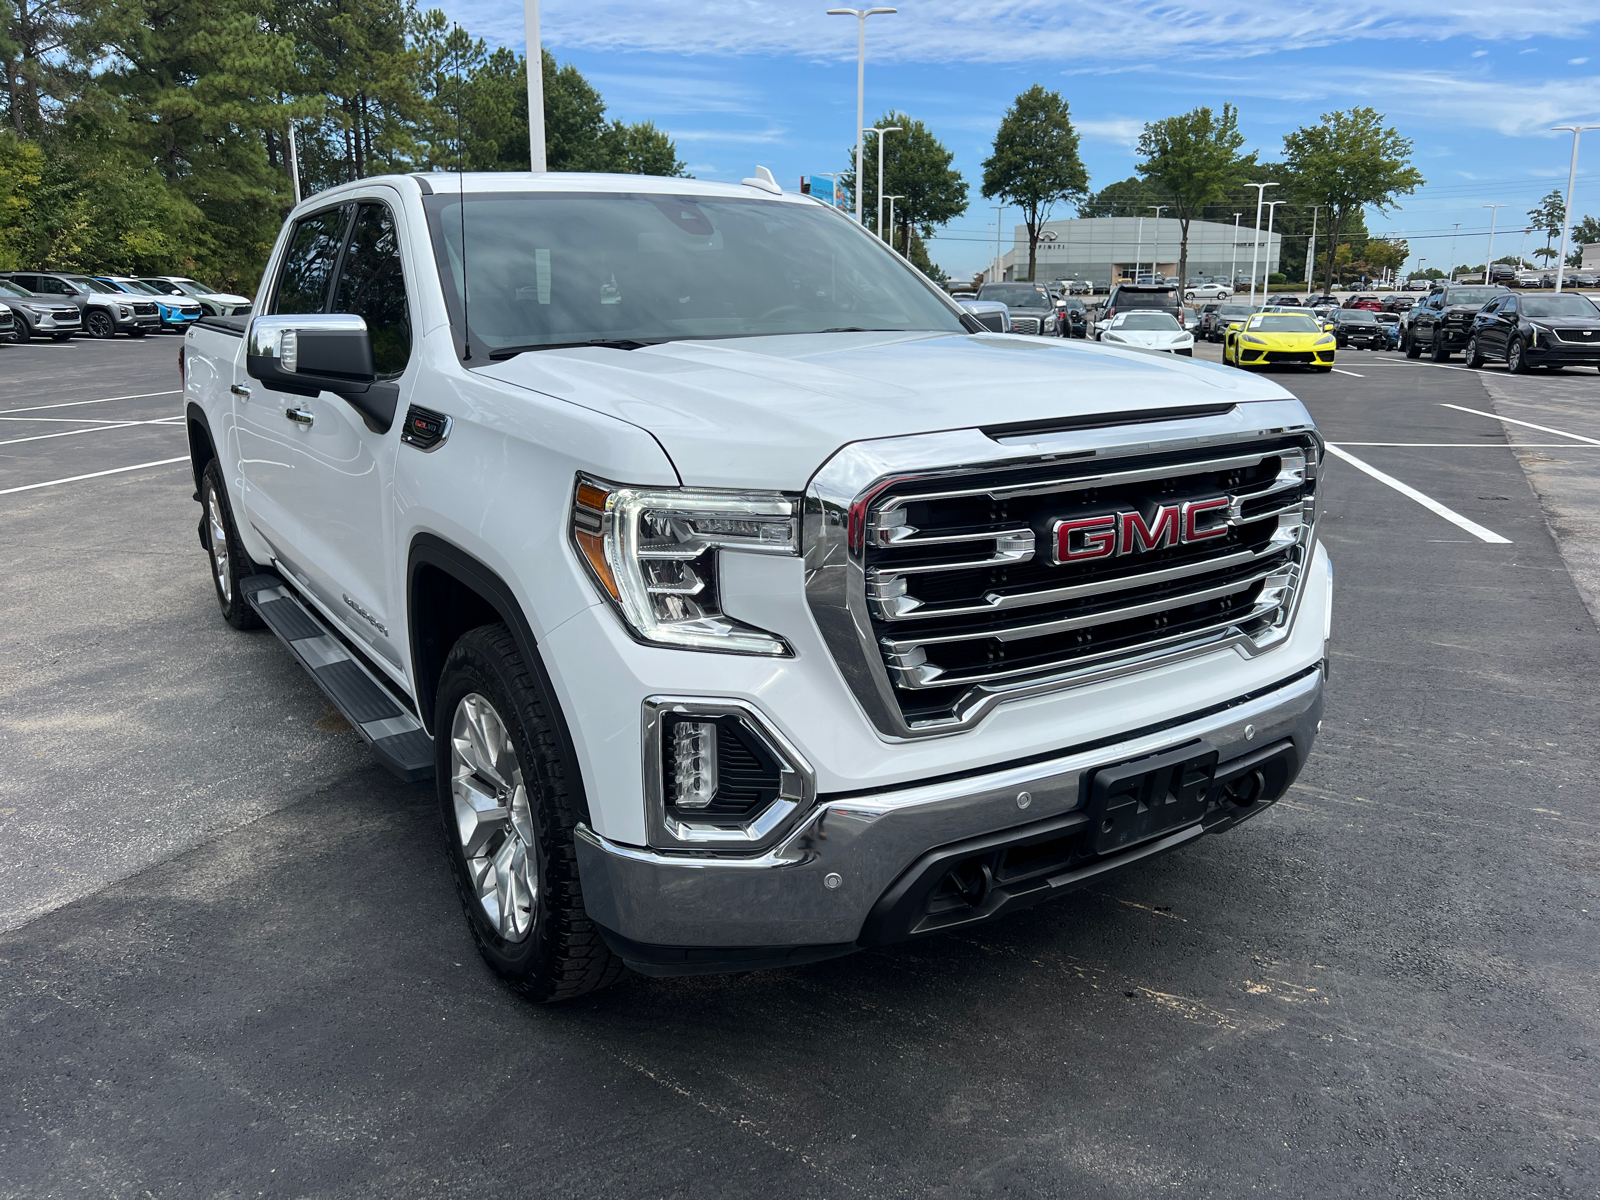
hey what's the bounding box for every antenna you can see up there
[455,26,471,361]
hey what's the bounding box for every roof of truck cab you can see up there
[293,171,830,208]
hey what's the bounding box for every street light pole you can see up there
[828,7,897,226]
[1552,124,1600,293]
[885,194,904,252]
[1305,206,1319,290]
[286,121,302,205]
[1245,182,1277,307]
[524,0,545,171]
[1262,200,1285,296]
[1133,215,1145,283]
[1482,203,1506,283]
[1231,213,1242,291]
[874,123,902,239]
[1147,205,1168,281]
[1449,223,1460,282]
[992,204,1005,282]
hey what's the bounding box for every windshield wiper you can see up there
[488,338,658,360]
[819,327,904,333]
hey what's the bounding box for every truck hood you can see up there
[478,330,1296,490]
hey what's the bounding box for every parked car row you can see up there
[0,271,251,342]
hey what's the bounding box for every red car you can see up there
[1343,294,1383,311]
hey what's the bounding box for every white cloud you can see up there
[1075,117,1145,145]
[457,1,1600,67]
[1471,50,1488,57]
[1572,57,1591,65]
[1342,70,1600,135]
[669,126,789,144]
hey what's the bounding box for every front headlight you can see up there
[1102,332,1124,343]
[1314,335,1335,347]
[1241,334,1267,346]
[571,477,797,656]
[117,305,131,318]
[24,304,51,315]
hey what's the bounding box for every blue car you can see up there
[95,276,204,331]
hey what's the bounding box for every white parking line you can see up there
[1331,368,1365,377]
[1439,403,1600,447]
[0,416,185,447]
[1335,442,1600,448]
[0,389,181,415]
[0,456,189,496]
[0,415,136,424]
[1324,444,1512,544]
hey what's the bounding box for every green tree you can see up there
[1134,104,1253,289]
[841,112,966,253]
[1083,175,1165,218]
[1528,189,1565,263]
[1283,107,1422,295]
[603,118,687,177]
[982,85,1088,281]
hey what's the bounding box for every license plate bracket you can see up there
[1084,741,1218,856]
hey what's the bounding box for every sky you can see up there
[435,0,1600,279]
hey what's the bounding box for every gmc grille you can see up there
[1010,316,1041,336]
[805,424,1319,736]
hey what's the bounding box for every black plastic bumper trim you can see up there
[594,925,857,978]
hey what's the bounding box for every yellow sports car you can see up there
[1222,311,1336,371]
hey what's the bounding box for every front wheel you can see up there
[1465,335,1484,369]
[85,310,115,339]
[1431,335,1450,362]
[1507,337,1530,374]
[435,625,625,1003]
[51,332,73,341]
[199,459,263,630]
[1405,331,1421,359]
[129,328,147,338]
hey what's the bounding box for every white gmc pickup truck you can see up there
[181,171,1330,1001]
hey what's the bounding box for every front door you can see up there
[235,196,415,670]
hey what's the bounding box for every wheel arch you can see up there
[186,402,216,498]
[407,533,591,824]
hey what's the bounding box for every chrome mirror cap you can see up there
[248,313,368,365]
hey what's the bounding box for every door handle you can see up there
[285,407,314,426]
[230,384,251,399]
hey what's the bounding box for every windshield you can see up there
[140,279,184,296]
[1217,305,1252,318]
[1115,312,1180,331]
[424,192,963,355]
[71,277,121,294]
[1338,310,1377,323]
[979,284,1051,306]
[0,280,32,298]
[1443,288,1500,305]
[1523,294,1600,318]
[1250,314,1320,332]
[117,279,162,295]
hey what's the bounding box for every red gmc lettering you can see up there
[1182,496,1231,543]
[1118,505,1180,555]
[1055,514,1117,562]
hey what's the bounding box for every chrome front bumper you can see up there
[576,664,1324,967]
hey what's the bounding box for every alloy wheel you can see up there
[206,488,231,605]
[450,693,537,942]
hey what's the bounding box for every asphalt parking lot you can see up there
[2,334,1597,1198]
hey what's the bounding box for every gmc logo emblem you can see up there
[1053,497,1231,564]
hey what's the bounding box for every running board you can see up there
[241,573,434,782]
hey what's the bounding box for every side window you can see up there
[1502,297,1518,315]
[331,201,411,379]
[1481,299,1500,315]
[273,206,351,315]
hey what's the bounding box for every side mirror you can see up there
[247,313,397,433]
[1324,323,1335,332]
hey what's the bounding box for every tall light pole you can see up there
[828,7,897,226]
[1231,213,1243,289]
[1552,124,1600,292]
[992,204,1005,282]
[871,123,902,239]
[1482,203,1506,283]
[1448,223,1460,282]
[1246,181,1277,307]
[1147,205,1168,281]
[286,122,302,205]
[525,0,545,171]
[1305,206,1320,291]
[885,194,904,252]
[1133,215,1145,283]
[1261,199,1285,295]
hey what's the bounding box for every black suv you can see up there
[1103,284,1183,328]
[976,282,1059,336]
[1331,307,1385,349]
[1405,285,1509,361]
[1466,291,1600,373]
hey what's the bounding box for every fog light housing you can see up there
[644,698,815,851]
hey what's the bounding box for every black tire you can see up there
[1465,335,1484,369]
[51,332,72,341]
[85,310,115,339]
[199,459,263,630]
[1431,334,1450,362]
[129,328,148,338]
[434,624,625,1003]
[1507,337,1530,374]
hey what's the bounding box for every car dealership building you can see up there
[991,216,1283,286]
